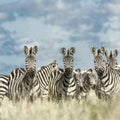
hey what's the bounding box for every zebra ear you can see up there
[105,50,109,58]
[23,46,28,55]
[87,69,93,73]
[74,68,81,73]
[69,47,75,55]
[33,46,38,55]
[114,49,118,58]
[61,47,66,55]
[97,49,102,55]
[101,46,106,55]
[91,47,96,56]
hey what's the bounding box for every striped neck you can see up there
[64,68,73,78]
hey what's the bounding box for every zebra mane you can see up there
[29,47,33,55]
[109,51,113,58]
[67,49,70,56]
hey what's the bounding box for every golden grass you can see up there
[0,93,120,120]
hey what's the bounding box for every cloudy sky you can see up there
[0,0,120,74]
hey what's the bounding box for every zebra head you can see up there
[82,69,97,90]
[24,45,38,76]
[61,47,75,71]
[48,60,59,72]
[105,49,118,68]
[91,47,106,77]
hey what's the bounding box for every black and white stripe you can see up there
[8,68,26,100]
[95,65,120,100]
[0,75,9,104]
[31,60,60,100]
[48,68,64,101]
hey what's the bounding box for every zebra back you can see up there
[8,68,26,101]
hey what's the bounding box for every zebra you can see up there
[8,45,38,101]
[31,60,60,101]
[73,68,97,101]
[92,47,120,100]
[0,75,9,104]
[58,47,77,100]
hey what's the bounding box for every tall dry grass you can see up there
[0,92,120,120]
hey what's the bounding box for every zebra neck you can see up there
[99,67,115,89]
[22,78,33,93]
[83,81,90,92]
[22,71,36,88]
[64,69,73,79]
[29,71,36,79]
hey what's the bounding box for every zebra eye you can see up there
[52,64,55,68]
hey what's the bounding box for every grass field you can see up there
[0,93,120,120]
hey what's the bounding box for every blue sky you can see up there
[0,0,120,74]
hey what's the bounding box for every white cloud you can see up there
[0,33,6,40]
[2,17,72,50]
[56,0,65,10]
[108,3,120,15]
[0,0,18,5]
[98,16,120,48]
[0,12,8,20]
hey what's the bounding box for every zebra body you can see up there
[0,75,9,103]
[8,68,26,100]
[31,60,60,100]
[61,72,76,98]
[48,69,64,101]
[95,66,120,100]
